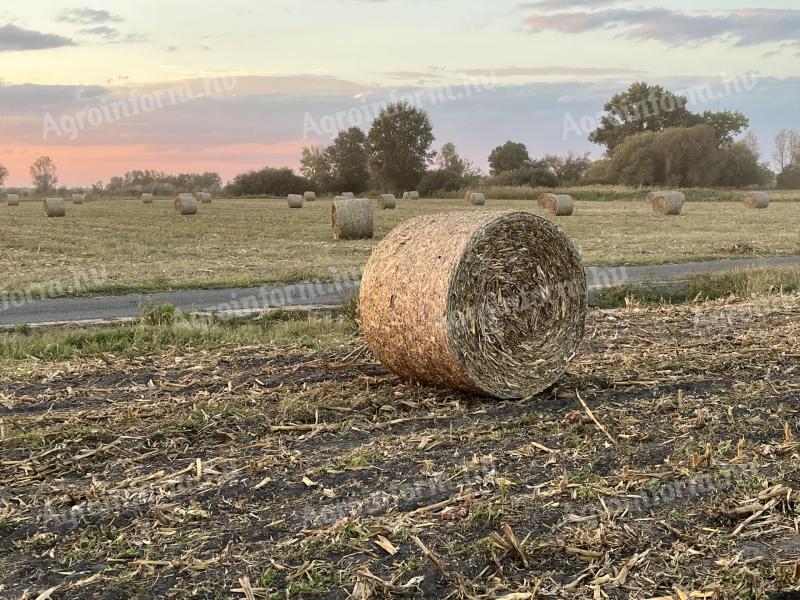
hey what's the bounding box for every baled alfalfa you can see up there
[142,193,154,204]
[332,198,373,240]
[71,193,85,204]
[402,191,420,200]
[175,193,198,215]
[378,194,397,209]
[546,194,574,216]
[468,192,486,206]
[44,198,66,218]
[6,194,20,206]
[304,191,316,202]
[288,194,304,208]
[744,191,769,209]
[197,192,212,204]
[649,191,685,216]
[341,192,355,199]
[360,211,587,399]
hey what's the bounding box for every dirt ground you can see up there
[1,293,799,599]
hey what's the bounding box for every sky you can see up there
[0,0,798,187]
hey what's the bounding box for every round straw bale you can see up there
[341,192,355,199]
[197,192,212,204]
[175,193,198,215]
[288,194,304,208]
[6,194,19,206]
[304,191,316,202]
[379,194,397,209]
[743,191,769,209]
[44,198,66,217]
[142,193,154,204]
[546,194,574,216]
[649,191,684,215]
[360,211,586,399]
[332,198,374,240]
[403,191,420,200]
[71,193,85,204]
[469,192,486,206]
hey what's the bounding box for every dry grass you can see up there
[0,196,798,298]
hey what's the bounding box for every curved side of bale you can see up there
[304,191,316,202]
[197,192,212,204]
[7,194,20,206]
[288,194,304,208]
[359,211,587,399]
[44,198,66,218]
[341,192,355,199]
[649,191,685,215]
[744,191,769,209]
[175,194,198,216]
[549,195,574,216]
[142,193,154,204]
[71,193,85,204]
[469,192,486,206]
[332,198,373,240]
[407,191,420,200]
[379,194,397,209]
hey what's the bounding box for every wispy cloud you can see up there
[56,8,123,25]
[460,66,644,77]
[0,23,75,52]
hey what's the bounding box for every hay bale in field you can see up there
[6,194,19,206]
[341,192,355,199]
[649,191,684,216]
[71,193,85,204]
[304,191,316,202]
[288,194,304,208]
[174,193,198,215]
[379,194,397,209]
[332,198,373,240]
[543,194,574,216]
[468,192,486,206]
[402,191,420,200]
[197,192,212,204]
[359,211,587,399]
[142,193,154,204]
[744,191,769,209]
[44,198,66,217]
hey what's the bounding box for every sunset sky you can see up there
[1,0,798,186]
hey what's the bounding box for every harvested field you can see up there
[1,292,799,598]
[0,197,799,298]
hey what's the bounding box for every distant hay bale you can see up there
[359,210,587,399]
[288,194,304,208]
[197,192,212,204]
[403,191,420,200]
[545,194,574,216]
[71,193,85,204]
[649,191,685,216]
[341,192,355,199]
[44,198,66,218]
[142,193,154,204]
[379,194,397,209]
[174,193,198,216]
[468,192,486,206]
[744,191,769,209]
[332,198,373,240]
[6,194,19,206]
[304,191,316,202]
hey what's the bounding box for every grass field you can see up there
[1,194,799,299]
[1,291,798,598]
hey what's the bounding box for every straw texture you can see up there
[44,198,66,218]
[649,191,685,215]
[403,191,420,200]
[744,192,769,209]
[546,194,574,216]
[379,194,397,209]
[175,193,198,215]
[304,191,316,202]
[468,192,486,206]
[288,194,304,208]
[341,192,355,199]
[359,210,587,399]
[332,198,373,240]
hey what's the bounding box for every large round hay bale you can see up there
[44,198,66,217]
[6,194,19,206]
[304,191,316,202]
[142,193,154,204]
[332,198,373,240]
[402,191,420,200]
[744,191,769,209]
[545,194,574,216]
[175,193,198,215]
[379,194,397,209]
[71,193,85,205]
[649,191,684,215]
[360,211,586,399]
[341,192,355,199]
[288,194,303,208]
[469,192,486,206]
[197,192,212,204]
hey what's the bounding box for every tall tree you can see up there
[488,141,531,175]
[699,110,749,146]
[30,156,58,193]
[368,102,434,192]
[773,129,800,171]
[542,151,593,184]
[300,145,332,190]
[326,127,370,193]
[0,163,8,188]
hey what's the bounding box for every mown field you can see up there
[1,192,799,299]
[1,290,798,598]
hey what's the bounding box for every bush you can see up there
[417,169,465,196]
[486,166,558,188]
[777,165,800,189]
[226,167,308,197]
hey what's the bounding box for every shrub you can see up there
[777,164,800,189]
[417,169,465,196]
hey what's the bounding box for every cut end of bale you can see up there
[359,210,587,399]
[175,193,198,216]
[649,191,685,216]
[744,191,769,209]
[541,194,574,216]
[44,198,66,218]
[288,194,304,208]
[332,198,373,240]
[379,194,397,209]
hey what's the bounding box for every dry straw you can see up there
[175,193,198,216]
[332,197,373,240]
[341,192,355,199]
[744,191,769,209]
[6,194,19,206]
[649,191,685,215]
[379,194,397,209]
[359,210,587,399]
[543,194,574,216]
[71,193,85,205]
[197,192,212,204]
[304,191,317,202]
[44,198,66,218]
[468,192,486,206]
[288,194,304,208]
[142,193,154,204]
[403,191,420,200]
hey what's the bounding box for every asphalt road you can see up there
[1,255,799,327]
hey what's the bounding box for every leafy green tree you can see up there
[0,163,8,188]
[604,132,660,187]
[700,110,749,146]
[226,167,307,197]
[30,156,58,193]
[716,141,767,188]
[654,125,720,187]
[542,152,593,184]
[417,170,466,196]
[488,141,531,175]
[326,127,370,193]
[300,145,332,191]
[368,103,434,192]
